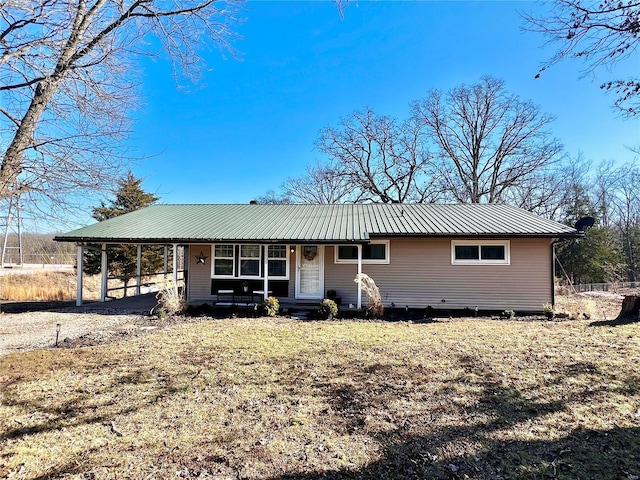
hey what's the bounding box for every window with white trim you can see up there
[213,244,235,276]
[268,245,288,277]
[211,244,290,278]
[451,240,510,265]
[335,240,390,264]
[240,245,261,277]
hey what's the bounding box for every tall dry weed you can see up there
[354,273,384,317]
[155,278,185,316]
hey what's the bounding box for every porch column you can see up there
[135,245,142,296]
[172,244,178,285]
[100,243,108,302]
[76,245,84,306]
[263,244,269,300]
[357,244,362,309]
[163,245,169,279]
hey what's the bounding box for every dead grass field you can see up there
[0,270,170,303]
[1,316,639,479]
[0,271,102,302]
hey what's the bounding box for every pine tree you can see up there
[83,172,163,296]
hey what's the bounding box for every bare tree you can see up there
[411,76,563,205]
[524,0,640,115]
[316,107,436,203]
[0,0,241,215]
[608,161,640,281]
[280,160,357,204]
[253,190,294,205]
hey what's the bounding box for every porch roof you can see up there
[54,203,578,244]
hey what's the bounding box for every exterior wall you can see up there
[188,244,298,303]
[187,244,216,302]
[187,239,553,311]
[324,238,553,312]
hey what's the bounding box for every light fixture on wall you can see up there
[195,251,208,264]
[290,246,295,253]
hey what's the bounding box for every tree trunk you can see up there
[617,296,640,320]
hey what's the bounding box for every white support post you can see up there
[164,245,169,279]
[76,245,84,306]
[263,245,269,301]
[357,244,362,309]
[100,244,108,303]
[135,245,142,296]
[172,244,178,285]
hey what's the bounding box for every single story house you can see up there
[54,203,579,312]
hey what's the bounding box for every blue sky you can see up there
[125,1,638,210]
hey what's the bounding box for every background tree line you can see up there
[1,1,637,287]
[258,76,639,286]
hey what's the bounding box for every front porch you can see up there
[71,242,369,310]
[195,243,367,309]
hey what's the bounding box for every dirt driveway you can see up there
[0,294,158,357]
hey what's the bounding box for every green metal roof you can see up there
[54,203,578,244]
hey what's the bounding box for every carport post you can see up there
[135,245,142,296]
[100,244,107,302]
[163,245,168,279]
[172,244,178,285]
[76,245,83,306]
[357,244,362,309]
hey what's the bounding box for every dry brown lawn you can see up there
[1,315,639,479]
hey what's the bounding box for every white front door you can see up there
[296,245,323,299]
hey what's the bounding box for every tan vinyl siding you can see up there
[187,244,215,302]
[325,238,553,312]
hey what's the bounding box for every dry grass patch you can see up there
[0,271,79,301]
[1,318,639,479]
[0,271,105,302]
[0,271,174,303]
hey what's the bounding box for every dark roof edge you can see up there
[55,233,581,244]
[53,237,372,244]
[370,232,581,239]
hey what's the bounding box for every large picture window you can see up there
[451,240,510,265]
[335,240,389,264]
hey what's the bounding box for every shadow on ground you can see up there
[1,293,158,315]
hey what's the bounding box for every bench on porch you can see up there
[215,289,272,306]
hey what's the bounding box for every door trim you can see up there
[295,245,324,299]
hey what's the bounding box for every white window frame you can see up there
[239,244,261,278]
[267,245,290,280]
[451,239,510,265]
[211,244,290,279]
[335,240,390,265]
[212,244,236,278]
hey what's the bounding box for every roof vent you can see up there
[575,216,595,232]
[249,200,259,205]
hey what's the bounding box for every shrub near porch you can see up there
[1,317,639,479]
